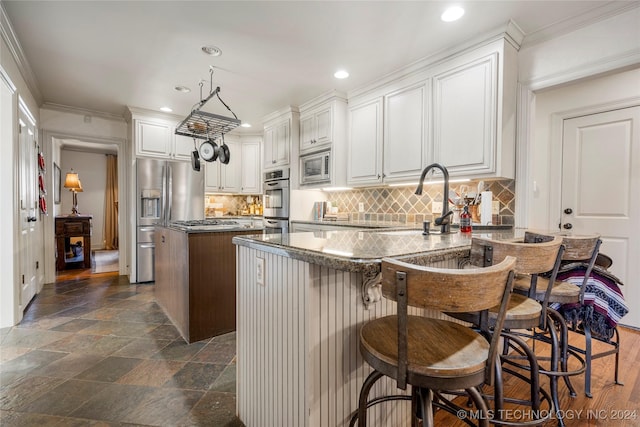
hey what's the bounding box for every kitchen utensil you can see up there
[474,181,485,204]
[199,139,218,162]
[191,150,201,171]
[218,134,230,164]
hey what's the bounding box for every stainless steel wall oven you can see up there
[263,168,290,233]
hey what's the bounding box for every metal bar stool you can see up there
[449,235,564,426]
[522,233,622,398]
[350,256,516,427]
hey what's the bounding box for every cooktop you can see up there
[171,219,239,227]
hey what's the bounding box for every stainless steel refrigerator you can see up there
[136,158,204,282]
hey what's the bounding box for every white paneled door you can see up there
[18,108,38,311]
[561,106,640,328]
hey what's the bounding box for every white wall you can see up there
[60,149,108,249]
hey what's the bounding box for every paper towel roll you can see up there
[480,191,493,225]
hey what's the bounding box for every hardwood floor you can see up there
[433,326,640,426]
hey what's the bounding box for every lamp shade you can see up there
[64,171,81,190]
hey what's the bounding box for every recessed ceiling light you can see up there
[441,6,465,22]
[334,70,349,79]
[160,106,173,112]
[241,123,252,128]
[202,45,222,56]
[174,85,191,93]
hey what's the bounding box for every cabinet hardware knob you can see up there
[563,223,573,229]
[564,208,573,214]
[377,174,381,179]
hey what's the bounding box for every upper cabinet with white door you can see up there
[205,138,241,193]
[204,136,262,194]
[298,91,348,188]
[431,38,518,178]
[240,137,262,194]
[127,107,193,161]
[383,81,429,182]
[347,98,383,186]
[263,106,299,170]
[346,31,520,186]
[299,93,346,154]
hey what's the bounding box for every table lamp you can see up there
[64,170,83,215]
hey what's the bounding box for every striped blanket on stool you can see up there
[551,263,629,342]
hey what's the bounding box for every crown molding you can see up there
[521,2,639,48]
[348,20,524,101]
[42,102,126,122]
[0,2,42,104]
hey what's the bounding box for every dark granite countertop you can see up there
[233,228,521,274]
[161,224,264,234]
[291,219,513,231]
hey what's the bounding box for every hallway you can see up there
[0,271,242,426]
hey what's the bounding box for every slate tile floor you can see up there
[0,273,243,426]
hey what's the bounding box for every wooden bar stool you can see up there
[350,256,516,427]
[519,233,620,398]
[449,235,564,426]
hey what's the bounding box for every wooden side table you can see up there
[55,215,92,270]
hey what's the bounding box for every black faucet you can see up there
[415,163,452,234]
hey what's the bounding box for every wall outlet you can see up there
[256,257,265,286]
[432,201,443,215]
[492,201,500,215]
[358,202,365,213]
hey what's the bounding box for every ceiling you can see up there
[2,1,629,132]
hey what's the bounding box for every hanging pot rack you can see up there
[175,67,241,140]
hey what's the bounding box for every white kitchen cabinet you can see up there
[128,107,197,162]
[240,140,262,194]
[174,134,197,161]
[347,97,384,186]
[345,36,517,185]
[298,92,348,189]
[204,140,241,193]
[432,42,516,178]
[264,118,290,168]
[135,119,172,158]
[383,81,429,182]
[299,105,332,153]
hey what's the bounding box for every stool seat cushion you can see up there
[360,315,488,380]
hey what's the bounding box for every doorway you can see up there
[43,132,127,286]
[56,142,120,279]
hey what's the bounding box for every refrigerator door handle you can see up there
[161,164,167,226]
[166,164,173,223]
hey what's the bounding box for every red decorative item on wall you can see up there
[38,174,46,193]
[38,152,46,171]
[39,195,47,215]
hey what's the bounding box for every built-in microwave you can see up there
[300,150,331,185]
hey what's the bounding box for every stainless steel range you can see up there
[170,219,241,231]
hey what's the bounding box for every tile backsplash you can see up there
[326,179,515,225]
[205,194,262,217]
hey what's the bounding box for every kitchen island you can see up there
[155,222,263,343]
[232,228,518,427]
